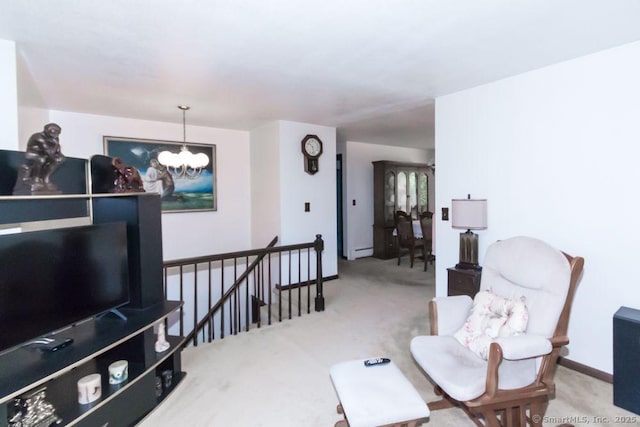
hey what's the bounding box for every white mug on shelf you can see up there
[77,373,102,404]
[108,360,129,384]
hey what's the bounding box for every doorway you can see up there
[336,154,343,258]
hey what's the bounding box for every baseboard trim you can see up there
[558,357,612,384]
[276,275,339,291]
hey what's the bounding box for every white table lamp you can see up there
[451,196,487,269]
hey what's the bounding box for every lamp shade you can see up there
[451,198,487,230]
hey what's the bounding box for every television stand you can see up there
[97,308,128,321]
[0,154,185,427]
[0,301,184,427]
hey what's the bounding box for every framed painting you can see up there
[104,136,216,212]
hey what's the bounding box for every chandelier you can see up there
[158,106,209,179]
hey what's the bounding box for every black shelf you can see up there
[0,300,182,404]
[0,197,89,224]
[40,335,184,426]
[0,192,164,226]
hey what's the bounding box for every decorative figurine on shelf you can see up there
[111,157,145,193]
[77,374,102,405]
[155,321,170,353]
[108,360,129,385]
[142,158,175,198]
[8,387,62,427]
[14,123,66,195]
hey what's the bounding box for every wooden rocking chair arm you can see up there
[484,335,555,398]
[484,342,504,397]
[494,334,553,360]
[550,335,569,347]
[479,342,557,407]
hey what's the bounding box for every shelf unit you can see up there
[0,302,185,427]
[0,149,184,427]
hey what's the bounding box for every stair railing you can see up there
[162,235,325,347]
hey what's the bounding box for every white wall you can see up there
[16,50,48,146]
[46,110,252,260]
[0,40,18,149]
[18,107,50,148]
[279,120,338,277]
[249,120,338,279]
[341,141,432,260]
[250,121,281,248]
[435,40,640,374]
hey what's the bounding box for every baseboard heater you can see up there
[353,247,373,259]
[614,306,640,415]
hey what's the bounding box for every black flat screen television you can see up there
[0,222,130,354]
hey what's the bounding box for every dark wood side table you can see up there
[447,267,482,298]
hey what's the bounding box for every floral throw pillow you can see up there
[453,289,529,360]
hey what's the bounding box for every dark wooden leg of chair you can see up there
[409,247,414,268]
[423,246,427,271]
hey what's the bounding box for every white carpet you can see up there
[139,257,634,427]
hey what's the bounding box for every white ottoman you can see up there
[329,358,430,427]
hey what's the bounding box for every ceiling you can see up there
[2,1,640,149]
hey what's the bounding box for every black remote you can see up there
[39,337,74,352]
[364,357,390,367]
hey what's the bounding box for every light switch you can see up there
[442,207,449,221]
[305,202,310,212]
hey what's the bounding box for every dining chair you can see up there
[419,211,434,271]
[396,210,424,268]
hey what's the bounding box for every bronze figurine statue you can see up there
[15,123,66,195]
[112,157,145,193]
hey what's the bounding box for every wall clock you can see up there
[301,134,323,175]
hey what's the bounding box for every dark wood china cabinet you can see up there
[373,161,430,259]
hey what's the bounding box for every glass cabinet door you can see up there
[408,172,418,218]
[418,172,429,214]
[384,171,396,224]
[397,171,407,214]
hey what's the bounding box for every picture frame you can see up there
[103,136,216,213]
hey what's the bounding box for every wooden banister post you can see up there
[314,234,325,311]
